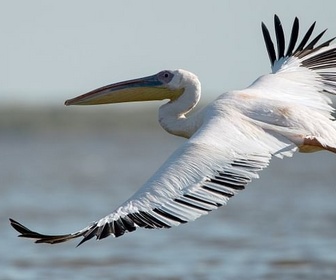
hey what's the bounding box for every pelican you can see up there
[10,15,336,246]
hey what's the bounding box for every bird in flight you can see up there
[10,15,336,246]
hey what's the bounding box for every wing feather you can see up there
[274,15,285,60]
[10,113,295,246]
[285,17,299,57]
[261,22,276,66]
[293,21,316,54]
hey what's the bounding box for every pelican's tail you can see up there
[298,136,336,154]
[9,218,95,246]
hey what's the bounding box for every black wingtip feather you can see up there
[302,29,327,51]
[294,21,316,54]
[9,218,77,245]
[315,37,336,49]
[76,226,98,247]
[262,21,276,66]
[9,218,40,238]
[274,15,285,59]
[285,17,299,57]
[262,16,335,68]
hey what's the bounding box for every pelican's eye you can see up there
[157,70,174,84]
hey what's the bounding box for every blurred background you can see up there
[2,1,336,279]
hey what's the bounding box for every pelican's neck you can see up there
[159,76,202,138]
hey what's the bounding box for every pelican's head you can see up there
[65,70,190,106]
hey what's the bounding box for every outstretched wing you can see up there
[9,112,296,246]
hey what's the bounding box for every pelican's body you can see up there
[10,15,336,246]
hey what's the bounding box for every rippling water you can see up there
[1,106,336,280]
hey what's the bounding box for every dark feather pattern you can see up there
[285,17,299,57]
[262,15,336,95]
[274,15,285,59]
[262,15,335,65]
[262,22,276,65]
[293,22,316,54]
[9,155,265,246]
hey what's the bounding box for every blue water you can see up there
[1,107,336,280]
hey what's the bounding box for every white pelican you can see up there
[10,15,336,246]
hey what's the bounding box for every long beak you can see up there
[65,74,184,106]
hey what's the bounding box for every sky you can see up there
[2,0,336,106]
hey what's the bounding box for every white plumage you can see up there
[10,15,336,246]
